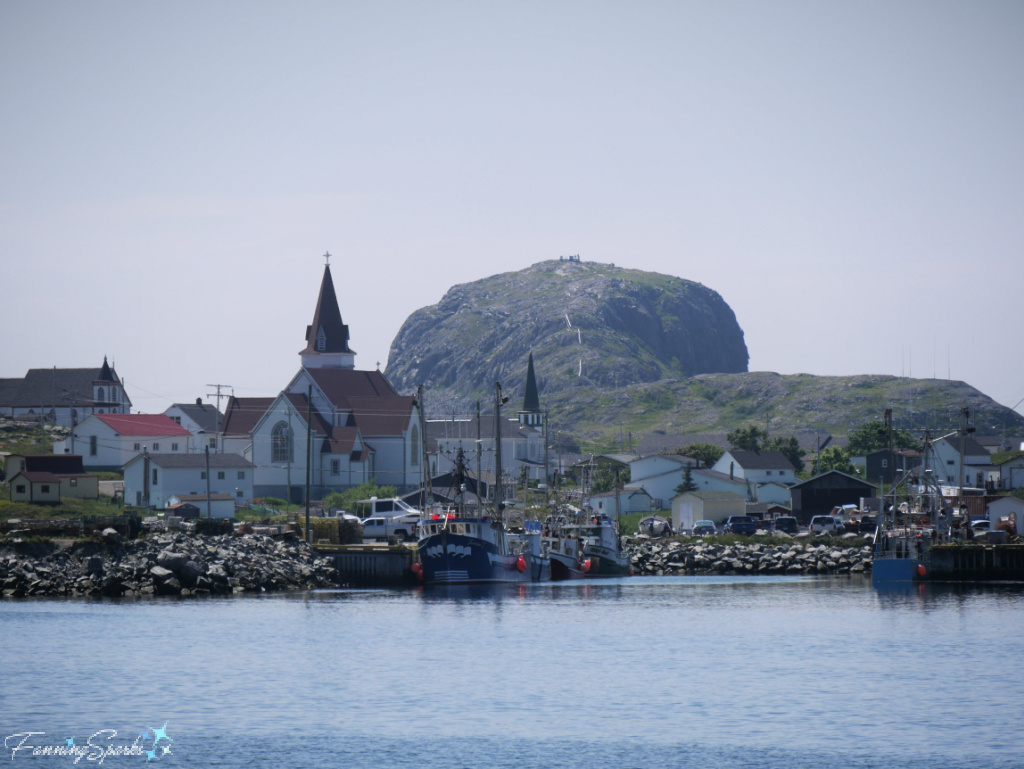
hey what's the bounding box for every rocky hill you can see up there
[385,259,748,408]
[384,260,1024,450]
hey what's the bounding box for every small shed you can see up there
[166,493,235,519]
[987,496,1024,533]
[790,471,878,523]
[671,490,746,530]
[8,471,62,503]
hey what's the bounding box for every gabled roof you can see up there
[304,367,399,405]
[936,435,989,457]
[94,413,192,437]
[9,471,63,484]
[124,452,253,469]
[10,455,86,474]
[725,450,795,471]
[301,264,352,355]
[168,402,223,433]
[0,359,129,409]
[220,396,275,437]
[791,470,876,489]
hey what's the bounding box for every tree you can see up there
[676,442,725,468]
[674,464,699,495]
[846,420,918,456]
[763,435,806,474]
[591,465,629,494]
[816,446,855,475]
[322,481,398,516]
[727,425,766,452]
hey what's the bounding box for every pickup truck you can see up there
[360,513,420,542]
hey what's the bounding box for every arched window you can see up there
[96,387,105,402]
[272,421,293,463]
[316,327,327,351]
[410,424,419,466]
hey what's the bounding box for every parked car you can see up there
[360,513,420,542]
[970,519,991,533]
[858,515,877,534]
[692,520,717,536]
[722,515,757,535]
[638,516,671,537]
[772,516,799,535]
[809,515,845,535]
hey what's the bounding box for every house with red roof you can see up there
[54,413,193,472]
[246,259,421,501]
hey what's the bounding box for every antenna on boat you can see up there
[494,382,510,525]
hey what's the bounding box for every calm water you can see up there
[2,575,1023,769]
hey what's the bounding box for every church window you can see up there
[331,459,341,475]
[90,436,97,456]
[316,327,327,351]
[410,425,419,466]
[96,387,105,402]
[272,421,293,463]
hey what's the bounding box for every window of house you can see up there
[201,472,207,480]
[766,470,772,476]
[171,416,181,424]
[134,442,141,450]
[217,471,225,480]
[152,469,158,484]
[331,459,340,475]
[70,478,77,487]
[16,484,25,494]
[882,459,888,468]
[96,387,105,401]
[41,485,50,493]
[90,436,97,456]
[410,424,419,466]
[136,491,142,506]
[153,443,160,451]
[272,422,293,463]
[237,471,245,479]
[236,489,243,498]
[172,443,178,451]
[209,438,216,448]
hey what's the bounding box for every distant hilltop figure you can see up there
[560,254,582,262]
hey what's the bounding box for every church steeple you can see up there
[300,255,356,369]
[518,352,543,428]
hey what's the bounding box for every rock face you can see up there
[385,260,748,410]
[626,537,873,576]
[0,534,340,598]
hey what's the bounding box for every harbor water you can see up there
[3,575,1023,769]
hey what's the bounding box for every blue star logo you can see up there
[138,730,150,742]
[146,747,158,762]
[65,737,75,747]
[149,722,172,746]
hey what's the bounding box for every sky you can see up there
[2,0,1023,419]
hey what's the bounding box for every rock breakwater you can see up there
[1,531,340,598]
[627,538,872,576]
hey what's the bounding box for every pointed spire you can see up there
[302,263,351,355]
[99,356,115,382]
[522,352,540,412]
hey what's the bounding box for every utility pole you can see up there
[305,385,312,543]
[476,401,482,510]
[205,446,212,518]
[206,383,232,452]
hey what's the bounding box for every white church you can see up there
[226,258,422,502]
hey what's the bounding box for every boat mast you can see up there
[494,382,508,525]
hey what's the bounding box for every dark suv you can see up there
[773,516,799,535]
[722,515,757,535]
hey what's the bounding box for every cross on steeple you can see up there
[324,250,331,265]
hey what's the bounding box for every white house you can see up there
[164,399,224,453]
[589,488,653,517]
[712,450,796,486]
[0,357,131,427]
[996,454,1024,490]
[123,452,254,510]
[931,436,996,488]
[627,454,748,508]
[55,413,193,472]
[246,260,421,501]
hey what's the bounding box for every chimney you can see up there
[196,398,202,406]
[730,461,734,480]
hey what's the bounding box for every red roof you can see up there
[95,413,192,437]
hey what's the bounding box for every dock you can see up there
[315,542,418,586]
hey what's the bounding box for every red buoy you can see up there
[917,564,927,578]
[581,559,591,573]
[516,556,527,573]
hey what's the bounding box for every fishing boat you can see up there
[415,384,543,585]
[543,509,591,580]
[579,511,631,577]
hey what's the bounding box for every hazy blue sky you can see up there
[3,1,1022,418]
